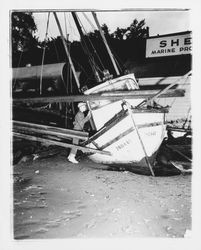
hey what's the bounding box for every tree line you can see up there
[12,12,149,74]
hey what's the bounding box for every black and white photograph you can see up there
[1,0,201,249]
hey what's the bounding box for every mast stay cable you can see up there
[82,12,125,74]
[72,12,102,83]
[92,12,120,76]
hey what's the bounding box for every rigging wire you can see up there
[39,12,50,95]
[67,13,80,41]
[81,13,105,71]
[66,13,91,76]
[64,12,68,40]
[83,12,122,75]
[91,12,120,76]
[82,12,96,31]
[75,13,103,76]
[83,13,129,73]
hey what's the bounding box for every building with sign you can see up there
[146,31,192,58]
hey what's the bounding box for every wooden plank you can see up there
[13,123,88,140]
[13,125,88,141]
[101,89,185,97]
[13,132,111,156]
[138,76,191,87]
[13,120,88,138]
[99,127,134,150]
[82,110,127,146]
[13,89,185,104]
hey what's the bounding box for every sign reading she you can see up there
[146,33,192,58]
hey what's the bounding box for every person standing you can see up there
[67,102,91,163]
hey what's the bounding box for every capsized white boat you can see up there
[82,73,168,175]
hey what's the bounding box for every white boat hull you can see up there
[85,110,166,172]
[83,73,167,174]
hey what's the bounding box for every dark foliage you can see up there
[12,12,39,67]
[12,14,149,71]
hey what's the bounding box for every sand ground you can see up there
[13,150,191,239]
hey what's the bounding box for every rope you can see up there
[39,12,50,95]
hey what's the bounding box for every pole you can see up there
[125,101,155,176]
[40,12,50,95]
[92,12,120,76]
[53,12,80,90]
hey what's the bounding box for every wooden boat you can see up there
[82,73,168,175]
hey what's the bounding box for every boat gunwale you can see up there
[84,74,139,95]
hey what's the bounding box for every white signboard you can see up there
[146,33,192,58]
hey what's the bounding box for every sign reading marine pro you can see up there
[146,33,192,58]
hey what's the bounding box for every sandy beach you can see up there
[13,149,191,239]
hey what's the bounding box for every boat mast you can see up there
[92,12,120,76]
[71,12,101,83]
[53,12,80,90]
